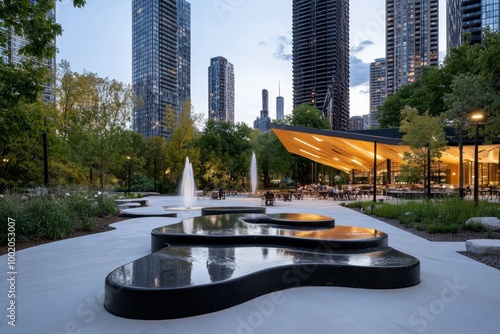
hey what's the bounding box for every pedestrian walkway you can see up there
[1,195,499,334]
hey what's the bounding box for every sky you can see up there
[56,0,447,127]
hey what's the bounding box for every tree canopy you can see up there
[377,30,500,136]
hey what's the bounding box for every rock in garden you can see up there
[465,217,500,231]
[465,239,500,255]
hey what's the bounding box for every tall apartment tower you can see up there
[276,82,284,120]
[132,0,191,139]
[1,8,56,103]
[292,0,350,131]
[208,56,235,124]
[386,0,439,96]
[369,58,387,128]
[259,89,271,132]
[447,0,500,49]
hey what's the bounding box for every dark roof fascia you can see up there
[270,123,403,145]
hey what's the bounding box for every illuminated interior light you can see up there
[294,137,320,151]
[351,159,363,166]
[334,157,340,161]
[312,136,324,142]
[300,149,320,159]
[368,153,383,160]
[341,167,350,171]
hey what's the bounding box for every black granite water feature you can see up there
[105,212,420,320]
[201,206,266,216]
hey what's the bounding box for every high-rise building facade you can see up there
[132,0,191,139]
[348,116,364,131]
[276,96,284,120]
[386,0,439,96]
[259,89,271,132]
[447,0,499,49]
[292,0,350,131]
[447,0,463,51]
[208,56,235,124]
[369,58,387,128]
[1,7,56,103]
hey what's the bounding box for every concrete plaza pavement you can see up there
[1,195,499,334]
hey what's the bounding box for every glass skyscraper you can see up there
[386,0,439,96]
[292,0,350,131]
[369,58,387,128]
[447,0,499,48]
[208,56,235,124]
[0,5,56,103]
[132,0,191,139]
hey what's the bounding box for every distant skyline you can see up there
[56,0,447,127]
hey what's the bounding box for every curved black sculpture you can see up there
[105,212,420,320]
[201,206,266,216]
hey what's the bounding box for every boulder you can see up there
[465,239,500,255]
[465,217,500,231]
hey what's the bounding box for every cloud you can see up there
[258,35,292,62]
[350,40,374,53]
[273,35,292,61]
[349,40,374,87]
[350,55,370,87]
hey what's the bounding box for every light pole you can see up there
[2,158,9,177]
[472,112,484,207]
[127,156,131,195]
[42,117,49,187]
[427,144,431,200]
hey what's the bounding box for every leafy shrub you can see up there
[0,193,119,244]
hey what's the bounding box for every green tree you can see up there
[285,103,331,129]
[444,74,491,196]
[164,101,200,191]
[144,136,168,192]
[61,70,136,190]
[254,130,294,189]
[377,35,484,128]
[0,2,86,178]
[399,107,447,189]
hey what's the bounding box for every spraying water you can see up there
[250,152,257,195]
[181,157,196,209]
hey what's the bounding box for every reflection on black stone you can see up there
[105,211,420,320]
[207,247,236,282]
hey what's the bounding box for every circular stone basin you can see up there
[240,212,335,228]
[201,206,266,216]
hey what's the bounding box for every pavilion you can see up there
[271,123,500,188]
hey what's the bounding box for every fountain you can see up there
[181,157,196,209]
[250,152,257,195]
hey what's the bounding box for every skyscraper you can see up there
[1,7,56,103]
[208,56,235,124]
[276,96,284,121]
[447,0,500,49]
[276,82,284,120]
[259,89,271,132]
[132,0,191,139]
[447,0,463,51]
[369,58,387,128]
[292,0,350,131]
[386,0,439,96]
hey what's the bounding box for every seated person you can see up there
[264,191,275,206]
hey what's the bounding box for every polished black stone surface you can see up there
[105,212,420,320]
[150,213,386,252]
[201,206,266,216]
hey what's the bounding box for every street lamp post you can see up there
[42,120,49,187]
[472,112,484,207]
[127,156,131,195]
[427,144,431,200]
[2,158,9,177]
